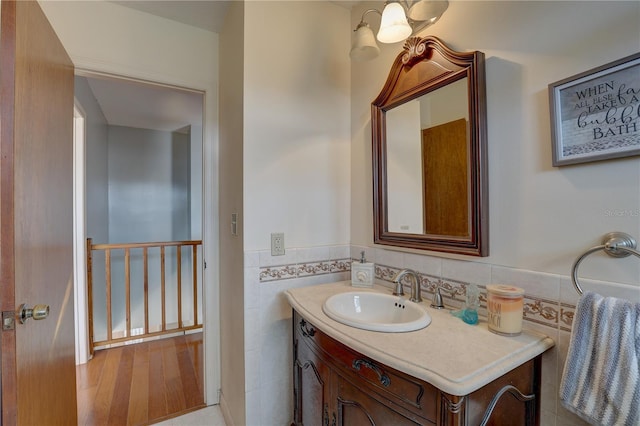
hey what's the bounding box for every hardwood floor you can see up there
[77,332,204,426]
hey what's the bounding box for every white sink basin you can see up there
[322,291,431,332]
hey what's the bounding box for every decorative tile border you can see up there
[376,263,571,332]
[259,264,299,282]
[523,297,561,328]
[298,259,352,278]
[258,258,577,332]
[559,303,576,332]
[259,258,351,282]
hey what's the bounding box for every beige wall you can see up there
[41,1,640,424]
[243,1,352,251]
[351,0,640,284]
[242,1,351,424]
[350,1,640,425]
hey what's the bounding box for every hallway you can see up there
[76,333,204,425]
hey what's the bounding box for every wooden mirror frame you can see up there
[372,36,489,256]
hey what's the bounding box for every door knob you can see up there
[18,303,49,324]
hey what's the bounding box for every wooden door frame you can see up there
[74,101,90,365]
[0,1,20,420]
[72,68,218,404]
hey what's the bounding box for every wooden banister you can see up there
[86,239,203,350]
[91,240,201,250]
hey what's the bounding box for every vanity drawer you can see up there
[294,312,438,423]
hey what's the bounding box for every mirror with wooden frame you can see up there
[372,36,488,256]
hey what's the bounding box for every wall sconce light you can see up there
[350,1,449,61]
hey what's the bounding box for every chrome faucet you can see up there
[392,269,422,303]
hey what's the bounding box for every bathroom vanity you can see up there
[286,282,554,426]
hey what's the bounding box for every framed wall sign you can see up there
[549,52,640,166]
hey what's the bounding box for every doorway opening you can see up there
[72,71,209,423]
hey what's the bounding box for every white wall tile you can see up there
[441,258,492,285]
[403,252,442,276]
[244,307,260,352]
[260,376,293,426]
[541,381,558,417]
[556,329,573,382]
[244,348,261,392]
[330,244,351,260]
[540,409,557,426]
[244,389,261,426]
[491,265,560,300]
[561,275,640,305]
[244,251,260,268]
[375,247,404,268]
[559,276,582,307]
[297,246,331,263]
[299,271,350,287]
[351,245,377,263]
[556,405,591,426]
[259,248,298,267]
[244,267,261,309]
[524,323,559,386]
[260,282,296,324]
[259,317,292,390]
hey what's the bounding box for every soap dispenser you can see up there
[351,251,374,288]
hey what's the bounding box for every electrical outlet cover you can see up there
[271,232,285,256]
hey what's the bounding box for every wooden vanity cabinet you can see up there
[292,310,541,426]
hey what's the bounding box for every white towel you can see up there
[559,291,640,425]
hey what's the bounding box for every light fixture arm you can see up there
[355,8,382,30]
[406,17,432,36]
[397,0,444,36]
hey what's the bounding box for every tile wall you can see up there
[245,244,639,426]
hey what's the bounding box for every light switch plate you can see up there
[231,213,238,236]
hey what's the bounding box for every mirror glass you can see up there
[372,36,488,256]
[386,78,469,236]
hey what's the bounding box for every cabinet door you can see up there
[294,329,332,426]
[465,358,539,426]
[334,373,433,426]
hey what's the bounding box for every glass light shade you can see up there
[350,23,380,61]
[407,0,449,23]
[377,2,412,44]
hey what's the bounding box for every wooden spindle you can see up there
[177,246,182,329]
[86,238,94,354]
[105,249,112,342]
[125,248,131,336]
[193,245,198,326]
[143,247,149,335]
[161,246,166,331]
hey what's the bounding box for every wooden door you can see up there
[0,1,76,424]
[421,118,469,237]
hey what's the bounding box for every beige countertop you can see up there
[285,281,555,396]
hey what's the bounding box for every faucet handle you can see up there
[393,280,405,296]
[430,287,445,309]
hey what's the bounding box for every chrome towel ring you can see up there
[571,232,640,295]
